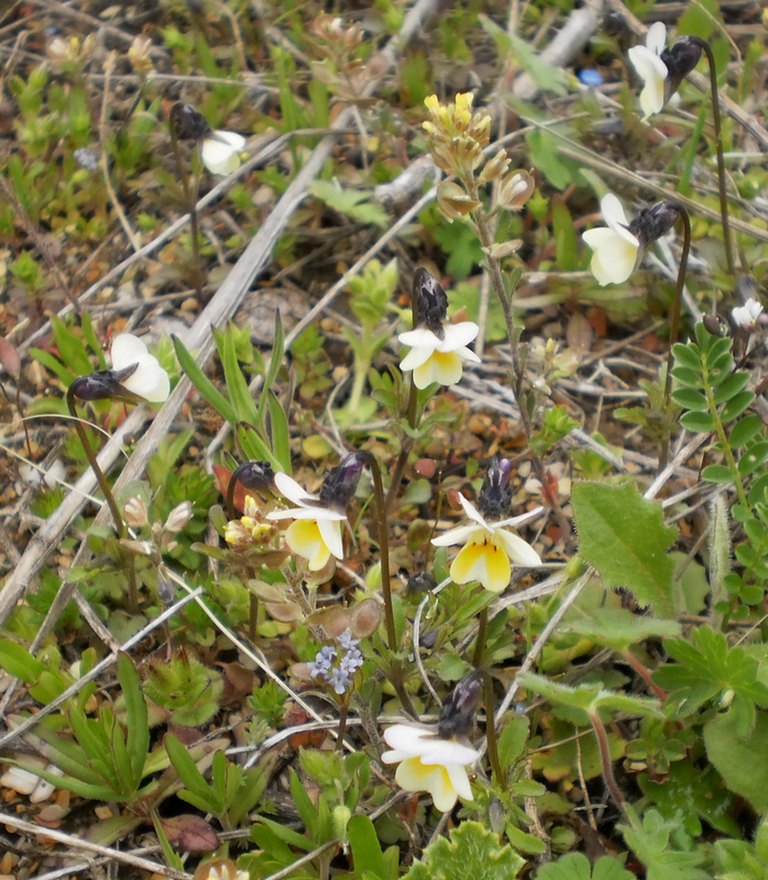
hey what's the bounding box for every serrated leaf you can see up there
[403,821,524,880]
[654,627,768,725]
[620,810,709,880]
[572,482,677,616]
[536,852,634,880]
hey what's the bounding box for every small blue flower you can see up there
[578,69,603,87]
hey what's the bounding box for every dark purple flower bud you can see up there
[318,452,365,511]
[477,456,514,521]
[70,366,140,402]
[628,200,682,245]
[602,11,631,40]
[438,672,482,738]
[660,37,703,101]
[407,571,437,595]
[232,461,275,494]
[702,314,727,337]
[169,102,210,141]
[412,268,448,335]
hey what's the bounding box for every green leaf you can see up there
[729,413,764,448]
[348,815,399,880]
[497,715,529,773]
[172,334,236,424]
[267,393,291,473]
[680,411,714,433]
[403,821,525,880]
[536,852,634,880]
[701,464,734,483]
[0,640,44,682]
[572,482,677,616]
[562,608,680,652]
[654,627,768,727]
[704,710,768,812]
[256,310,284,426]
[310,180,388,228]
[620,810,709,880]
[221,325,260,425]
[480,16,569,96]
[672,388,708,411]
[117,653,149,790]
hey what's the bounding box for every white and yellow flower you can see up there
[582,193,641,287]
[732,298,763,330]
[399,322,481,390]
[111,333,170,403]
[266,472,347,571]
[201,130,246,176]
[381,723,479,812]
[432,493,542,593]
[628,21,669,119]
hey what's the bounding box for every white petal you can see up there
[317,517,344,560]
[383,724,430,754]
[495,530,542,567]
[201,130,245,176]
[438,322,480,351]
[400,345,434,371]
[121,357,170,403]
[419,739,480,765]
[111,333,148,371]
[494,505,545,529]
[398,328,440,348]
[273,472,318,507]
[600,193,629,229]
[431,523,482,548]
[266,506,345,522]
[455,346,482,364]
[646,21,667,55]
[456,493,488,528]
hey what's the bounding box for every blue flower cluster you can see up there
[308,630,364,695]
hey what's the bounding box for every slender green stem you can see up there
[169,127,203,299]
[385,382,418,513]
[66,387,124,538]
[473,607,488,669]
[661,203,692,467]
[336,699,349,753]
[589,711,627,817]
[249,595,259,643]
[358,451,396,652]
[690,37,735,276]
[705,376,750,511]
[483,671,504,789]
[66,386,138,612]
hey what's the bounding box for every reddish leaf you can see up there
[160,814,219,853]
[0,338,21,379]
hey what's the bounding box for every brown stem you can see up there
[249,594,259,643]
[473,607,488,669]
[689,37,735,276]
[336,699,349,752]
[589,711,626,816]
[622,651,668,702]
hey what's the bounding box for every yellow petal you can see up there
[395,758,459,812]
[413,351,463,389]
[285,520,331,570]
[449,537,511,592]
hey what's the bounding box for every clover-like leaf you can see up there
[536,852,635,880]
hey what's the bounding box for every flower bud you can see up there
[660,37,703,101]
[497,169,535,212]
[170,102,210,141]
[437,180,482,221]
[438,672,482,738]
[412,268,449,333]
[231,460,275,494]
[628,200,682,245]
[123,496,149,528]
[70,370,133,402]
[318,452,365,511]
[477,456,514,521]
[164,500,194,533]
[477,149,511,185]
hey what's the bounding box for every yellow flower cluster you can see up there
[422,92,491,176]
[224,496,278,548]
